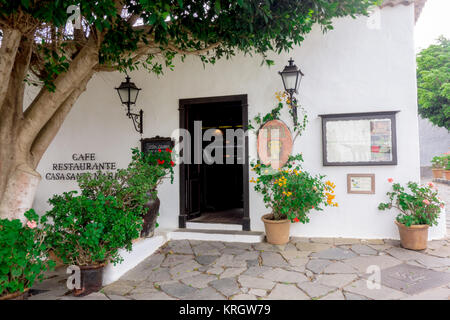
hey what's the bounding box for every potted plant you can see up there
[431,155,444,179]
[0,210,55,300]
[378,180,444,250]
[42,150,155,296]
[444,153,450,180]
[251,154,338,245]
[136,147,175,238]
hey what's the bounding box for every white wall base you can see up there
[428,208,447,240]
[186,222,242,231]
[102,232,169,286]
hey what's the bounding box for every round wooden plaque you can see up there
[257,120,293,170]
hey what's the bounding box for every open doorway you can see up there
[179,95,250,230]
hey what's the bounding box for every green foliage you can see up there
[42,191,142,266]
[249,92,336,222]
[0,210,55,297]
[249,91,308,140]
[378,181,444,227]
[250,155,338,222]
[0,0,378,89]
[431,154,445,168]
[417,37,450,130]
[41,148,175,266]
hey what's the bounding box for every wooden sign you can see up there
[347,174,375,194]
[141,136,174,154]
[257,120,293,170]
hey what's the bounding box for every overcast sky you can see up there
[415,0,450,52]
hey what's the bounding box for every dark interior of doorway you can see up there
[187,102,244,225]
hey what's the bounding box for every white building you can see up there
[29,0,446,242]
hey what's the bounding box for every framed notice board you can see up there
[320,111,398,166]
[141,136,174,154]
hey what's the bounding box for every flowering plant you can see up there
[139,147,175,186]
[378,180,444,227]
[431,155,445,168]
[251,154,338,222]
[0,210,55,297]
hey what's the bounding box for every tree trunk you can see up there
[0,35,98,220]
[0,34,35,221]
[0,164,40,221]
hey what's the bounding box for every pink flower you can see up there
[423,199,430,205]
[387,178,393,183]
[428,182,434,188]
[26,220,37,229]
[440,203,445,209]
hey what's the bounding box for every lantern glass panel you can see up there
[282,71,298,92]
[129,87,140,104]
[117,87,129,104]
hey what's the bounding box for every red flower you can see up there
[166,148,172,153]
[157,159,165,165]
[387,178,393,183]
[158,149,162,153]
[293,217,299,223]
[170,160,175,167]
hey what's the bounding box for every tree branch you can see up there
[30,70,94,168]
[19,38,99,153]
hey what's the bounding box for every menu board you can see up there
[321,112,397,166]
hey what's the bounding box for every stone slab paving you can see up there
[29,235,450,300]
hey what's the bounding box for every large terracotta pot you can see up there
[49,250,65,267]
[432,168,444,179]
[395,220,429,251]
[0,288,29,300]
[141,193,160,238]
[261,213,290,245]
[73,264,105,297]
[445,170,450,180]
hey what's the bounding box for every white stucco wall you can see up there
[30,4,447,239]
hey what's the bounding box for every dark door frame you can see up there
[178,94,250,231]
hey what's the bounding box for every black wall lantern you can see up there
[115,75,144,134]
[279,58,304,125]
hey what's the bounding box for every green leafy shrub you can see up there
[0,210,55,297]
[378,181,444,227]
[42,191,142,266]
[251,154,338,223]
[42,148,173,266]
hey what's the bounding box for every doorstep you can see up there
[169,228,264,243]
[186,221,243,231]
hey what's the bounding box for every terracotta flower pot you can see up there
[261,213,290,245]
[445,170,450,180]
[0,288,29,300]
[49,250,65,268]
[395,220,429,251]
[432,168,444,179]
[73,264,105,297]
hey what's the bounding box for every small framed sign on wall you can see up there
[347,174,375,194]
[320,111,398,166]
[141,136,174,154]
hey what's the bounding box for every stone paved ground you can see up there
[30,236,450,300]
